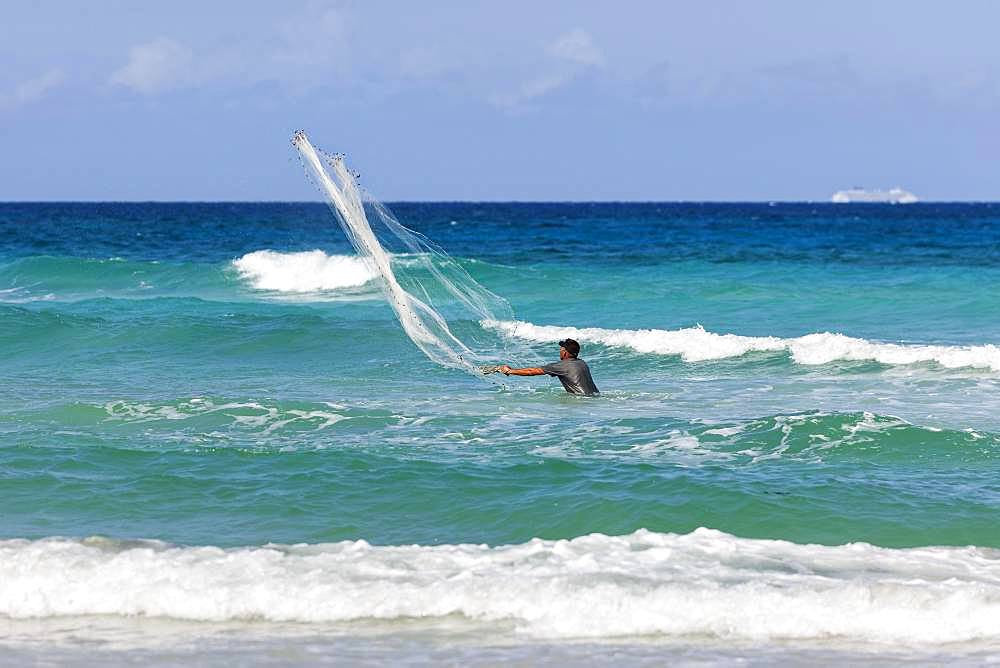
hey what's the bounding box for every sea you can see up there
[2,201,1000,666]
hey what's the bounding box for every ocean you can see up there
[2,201,1000,665]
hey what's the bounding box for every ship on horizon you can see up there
[831,187,918,204]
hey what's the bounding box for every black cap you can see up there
[558,338,581,356]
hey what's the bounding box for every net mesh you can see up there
[292,130,536,378]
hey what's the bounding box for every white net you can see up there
[292,131,535,378]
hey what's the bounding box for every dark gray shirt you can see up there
[541,358,599,396]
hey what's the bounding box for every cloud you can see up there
[0,69,64,109]
[547,28,604,67]
[631,55,871,111]
[492,29,605,110]
[106,9,349,96]
[180,6,356,92]
[110,37,193,94]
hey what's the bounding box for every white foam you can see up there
[102,399,348,434]
[3,529,1000,643]
[485,320,1000,371]
[232,250,376,292]
[0,286,57,303]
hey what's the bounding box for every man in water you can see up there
[499,339,599,396]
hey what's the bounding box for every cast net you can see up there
[291,130,535,378]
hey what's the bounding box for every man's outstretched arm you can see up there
[499,365,545,376]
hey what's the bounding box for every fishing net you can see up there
[291,131,536,378]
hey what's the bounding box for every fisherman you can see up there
[499,338,599,396]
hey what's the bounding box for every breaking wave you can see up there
[232,250,377,292]
[3,528,1000,643]
[485,320,1000,371]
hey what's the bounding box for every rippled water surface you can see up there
[3,202,1000,663]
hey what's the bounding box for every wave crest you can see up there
[3,528,1000,642]
[232,250,377,292]
[486,320,1000,371]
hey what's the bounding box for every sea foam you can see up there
[233,250,376,292]
[485,320,1000,371]
[3,528,1000,643]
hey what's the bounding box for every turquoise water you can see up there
[3,202,1000,661]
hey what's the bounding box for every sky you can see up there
[1,1,998,201]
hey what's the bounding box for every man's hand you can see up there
[499,364,512,375]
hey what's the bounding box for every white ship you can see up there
[831,187,918,204]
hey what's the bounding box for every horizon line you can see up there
[1,199,997,205]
